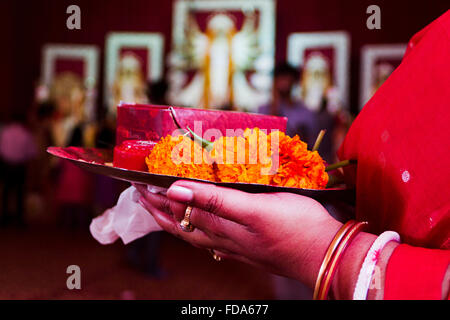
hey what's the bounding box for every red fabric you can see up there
[384,244,450,300]
[338,10,450,299]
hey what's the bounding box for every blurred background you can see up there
[0,0,448,299]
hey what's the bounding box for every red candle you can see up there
[113,140,156,171]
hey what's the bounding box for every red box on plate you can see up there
[115,104,288,145]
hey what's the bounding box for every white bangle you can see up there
[353,231,400,300]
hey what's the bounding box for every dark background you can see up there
[1,0,449,119]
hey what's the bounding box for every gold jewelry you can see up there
[209,249,222,262]
[313,220,356,299]
[180,206,194,232]
[317,221,368,300]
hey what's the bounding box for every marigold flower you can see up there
[145,128,329,189]
[145,135,216,181]
[269,131,328,189]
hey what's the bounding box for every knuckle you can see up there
[204,191,224,216]
[161,197,173,216]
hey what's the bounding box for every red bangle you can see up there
[317,221,368,300]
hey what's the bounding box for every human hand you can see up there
[135,181,342,289]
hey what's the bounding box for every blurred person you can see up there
[49,72,86,148]
[94,106,126,214]
[32,102,56,185]
[258,63,318,147]
[48,72,97,229]
[0,111,37,226]
[146,79,169,106]
[315,95,353,165]
[26,101,57,223]
[259,63,321,299]
[315,98,335,164]
[125,80,168,278]
[56,119,94,230]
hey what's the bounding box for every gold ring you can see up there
[209,249,222,262]
[180,206,194,232]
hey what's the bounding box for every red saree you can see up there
[338,10,450,299]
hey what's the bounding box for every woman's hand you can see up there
[135,181,343,289]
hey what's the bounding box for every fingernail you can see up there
[168,185,194,203]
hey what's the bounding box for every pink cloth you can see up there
[90,186,163,245]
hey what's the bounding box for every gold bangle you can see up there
[313,220,356,300]
[317,221,368,300]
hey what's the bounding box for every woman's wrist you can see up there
[330,232,376,299]
[329,231,399,300]
[293,216,343,290]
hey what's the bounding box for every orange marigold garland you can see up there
[145,135,216,181]
[145,128,329,189]
[210,128,273,185]
[269,130,328,189]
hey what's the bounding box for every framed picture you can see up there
[287,31,350,111]
[41,44,100,146]
[104,32,164,115]
[41,44,99,122]
[359,44,406,109]
[168,0,276,111]
[41,44,99,89]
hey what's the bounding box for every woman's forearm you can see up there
[310,226,448,300]
[290,220,380,299]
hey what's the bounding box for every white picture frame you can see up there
[169,0,276,111]
[104,32,165,106]
[41,44,99,88]
[41,44,100,121]
[172,0,275,58]
[287,31,350,109]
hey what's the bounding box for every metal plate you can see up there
[47,146,354,201]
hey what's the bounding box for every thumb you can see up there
[166,180,261,225]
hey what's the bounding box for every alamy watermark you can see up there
[366,5,381,30]
[66,265,81,290]
[66,5,81,30]
[168,123,280,176]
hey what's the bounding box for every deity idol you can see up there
[111,53,148,116]
[300,52,334,112]
[168,10,270,111]
[50,72,86,147]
